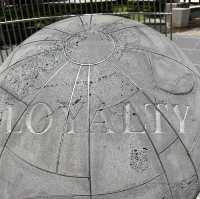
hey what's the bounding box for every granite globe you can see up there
[0,15,200,199]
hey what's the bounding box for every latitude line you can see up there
[55,64,82,173]
[22,173,163,199]
[118,45,199,78]
[87,64,93,199]
[158,137,179,154]
[22,194,90,199]
[0,85,28,106]
[106,25,143,34]
[146,52,195,96]
[0,41,63,77]
[0,59,70,162]
[2,38,61,72]
[19,39,62,47]
[43,27,74,35]
[6,147,89,179]
[91,173,163,196]
[17,39,62,51]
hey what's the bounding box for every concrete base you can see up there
[172,8,191,27]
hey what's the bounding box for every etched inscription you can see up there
[0,101,191,135]
[26,102,53,135]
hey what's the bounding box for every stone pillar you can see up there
[172,7,191,27]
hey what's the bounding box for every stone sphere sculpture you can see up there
[0,14,200,199]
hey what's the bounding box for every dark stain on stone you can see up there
[130,145,150,173]
[72,96,82,106]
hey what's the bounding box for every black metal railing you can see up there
[0,0,172,64]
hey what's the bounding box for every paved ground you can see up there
[173,17,200,70]
[173,18,200,36]
[174,34,200,66]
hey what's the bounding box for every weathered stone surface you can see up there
[0,14,200,199]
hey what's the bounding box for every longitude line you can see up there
[87,64,92,199]
[56,64,82,172]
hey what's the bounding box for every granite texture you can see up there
[0,14,200,199]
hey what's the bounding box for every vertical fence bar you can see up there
[52,0,57,15]
[30,0,36,34]
[41,0,46,17]
[0,48,4,63]
[153,0,156,30]
[106,0,108,12]
[90,0,93,14]
[110,0,113,13]
[164,14,167,36]
[163,0,167,36]
[46,0,51,16]
[30,0,36,18]
[1,1,13,51]
[159,0,162,33]
[36,0,41,18]
[0,23,5,63]
[36,0,43,30]
[137,0,140,21]
[7,1,18,46]
[69,0,72,14]
[95,0,98,13]
[19,0,28,39]
[84,0,88,14]
[13,0,23,42]
[170,0,172,39]
[0,24,9,58]
[63,0,68,14]
[24,0,33,35]
[79,0,83,14]
[143,0,145,23]
[58,0,63,15]
[148,0,150,25]
[100,0,103,13]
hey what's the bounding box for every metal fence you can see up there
[0,0,172,64]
